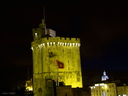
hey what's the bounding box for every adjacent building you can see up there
[117,84,128,96]
[90,71,128,96]
[25,78,33,91]
[90,82,117,96]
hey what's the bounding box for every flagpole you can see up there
[57,65,59,86]
[43,6,47,33]
[55,60,59,86]
[56,60,58,86]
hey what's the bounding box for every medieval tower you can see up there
[31,19,83,96]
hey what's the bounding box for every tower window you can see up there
[49,52,56,58]
[77,78,80,82]
[77,72,80,76]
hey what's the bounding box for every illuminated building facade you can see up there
[25,78,33,91]
[25,67,33,92]
[117,84,128,96]
[90,83,117,96]
[101,71,109,81]
[31,19,83,96]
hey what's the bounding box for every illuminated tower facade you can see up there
[31,19,83,96]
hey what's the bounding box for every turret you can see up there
[32,19,56,41]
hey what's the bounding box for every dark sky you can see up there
[1,0,128,89]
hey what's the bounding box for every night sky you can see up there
[1,1,128,89]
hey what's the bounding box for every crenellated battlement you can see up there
[32,28,42,32]
[31,36,80,48]
[40,37,80,43]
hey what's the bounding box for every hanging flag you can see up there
[56,60,64,68]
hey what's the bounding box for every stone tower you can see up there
[31,19,83,96]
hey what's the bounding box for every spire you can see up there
[39,6,46,30]
[27,67,30,80]
[43,6,45,23]
[39,6,56,37]
[32,6,56,41]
